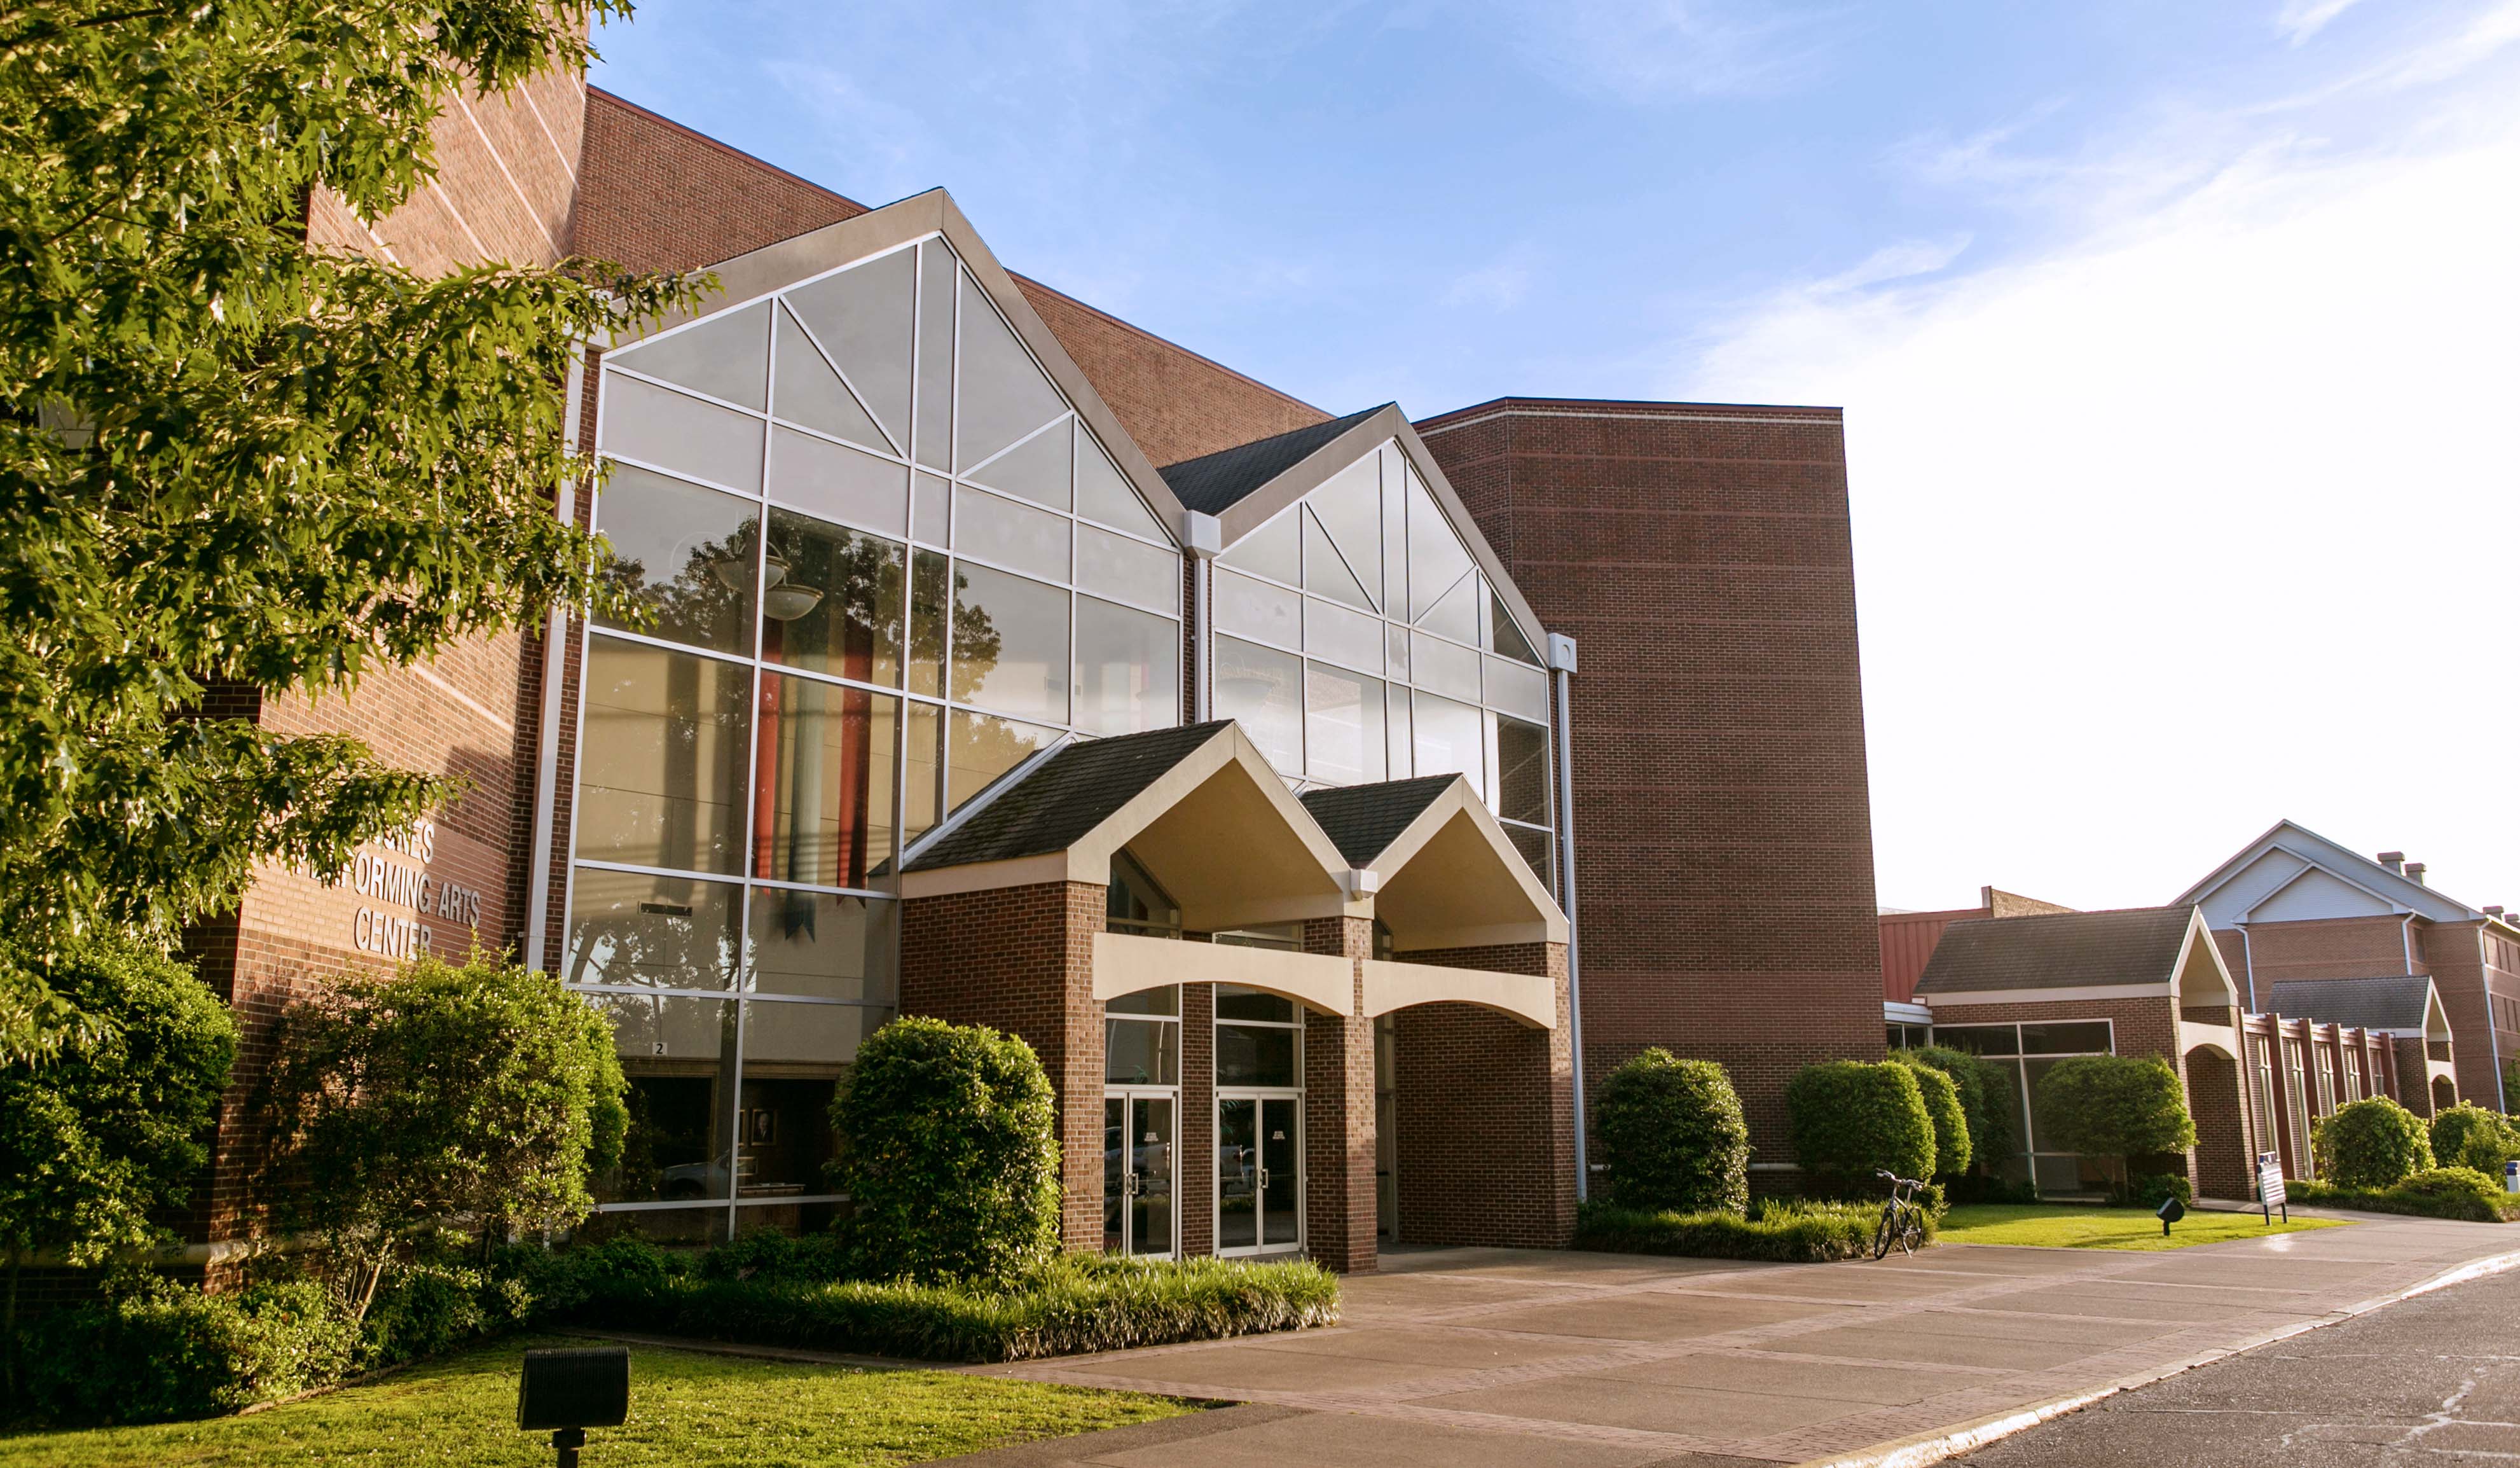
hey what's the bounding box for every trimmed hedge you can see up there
[1594,1049,1749,1214]
[1574,1198,1936,1263]
[18,1276,360,1426]
[2430,1104,2520,1176]
[1786,1061,1936,1195]
[2313,1097,2432,1190]
[2291,1166,2519,1222]
[1907,1044,2014,1165]
[1889,1052,1971,1179]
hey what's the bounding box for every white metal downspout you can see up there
[2482,925,2507,1111]
[1186,512,1220,723]
[1548,633,1587,1202]
[2238,922,2258,1013]
[524,347,587,974]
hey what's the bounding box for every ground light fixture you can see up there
[2156,1194,2187,1236]
[518,1345,631,1467]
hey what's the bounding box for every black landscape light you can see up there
[2156,1194,2187,1236]
[518,1345,630,1467]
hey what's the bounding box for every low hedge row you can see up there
[2289,1166,2520,1223]
[1571,1197,1935,1264]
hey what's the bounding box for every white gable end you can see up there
[2248,866,2399,922]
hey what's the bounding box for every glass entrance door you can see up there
[1217,1093,1301,1254]
[1103,1091,1175,1257]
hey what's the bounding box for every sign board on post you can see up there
[2257,1151,2288,1224]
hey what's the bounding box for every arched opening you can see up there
[2184,1044,2251,1201]
[2434,1074,2459,1112]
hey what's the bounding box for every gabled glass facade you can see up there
[565,234,1182,1235]
[1210,441,1556,890]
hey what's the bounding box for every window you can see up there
[1925,1020,2114,1195]
[1215,985,1301,1088]
[1106,986,1180,1086]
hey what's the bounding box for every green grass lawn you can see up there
[1938,1203,2352,1251]
[0,1334,1198,1468]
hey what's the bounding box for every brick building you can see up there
[178,66,1880,1271]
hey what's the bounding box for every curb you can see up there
[1787,1245,2520,1468]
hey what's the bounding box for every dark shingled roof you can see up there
[905,723,1229,873]
[1158,406,1384,516]
[1298,775,1457,867]
[2268,976,2437,1034]
[1915,906,2196,995]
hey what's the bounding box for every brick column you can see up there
[1300,916,1377,1273]
[1180,981,1216,1257]
[900,880,1106,1252]
[1389,940,1576,1249]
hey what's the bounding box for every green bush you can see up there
[832,1016,1061,1285]
[2292,1167,2514,1223]
[1593,1049,1749,1214]
[1786,1061,1936,1196]
[2126,1173,2192,1209]
[20,1276,359,1425]
[1573,1196,1937,1263]
[2313,1097,2433,1190]
[1909,1045,2014,1168]
[2430,1104,2520,1176]
[1889,1052,1971,1179]
[2032,1056,2196,1192]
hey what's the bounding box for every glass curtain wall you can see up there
[1210,443,1556,890]
[1927,1021,2116,1195]
[569,236,1183,1237]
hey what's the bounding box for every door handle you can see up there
[1257,1168,1270,1189]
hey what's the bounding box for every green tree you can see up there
[2429,1102,2520,1175]
[254,953,626,1319]
[1785,1060,1937,1196]
[832,1016,1061,1285]
[2313,1096,2432,1190]
[0,0,695,1062]
[2033,1056,2197,1193]
[0,935,235,1401]
[1907,1044,2014,1168]
[1594,1049,1750,1215]
[1889,1051,1973,1179]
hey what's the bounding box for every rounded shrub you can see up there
[2389,1167,2504,1222]
[1786,1060,1936,1196]
[2032,1056,2196,1191]
[2313,1096,2433,1190]
[1889,1052,1972,1179]
[1594,1049,1750,1214]
[2429,1103,2520,1175]
[832,1015,1060,1285]
[1907,1045,2013,1168]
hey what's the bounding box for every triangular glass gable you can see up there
[968,417,1072,511]
[1489,588,1541,665]
[1077,433,1169,543]
[1417,570,1479,645]
[1406,469,1475,623]
[772,304,888,451]
[1379,445,1407,623]
[1303,452,1382,610]
[614,300,769,410]
[954,271,1069,473]
[781,249,913,448]
[913,242,956,470]
[1219,507,1299,585]
[1303,508,1374,612]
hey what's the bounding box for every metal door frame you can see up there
[1104,1085,1179,1259]
[1214,1088,1305,1257]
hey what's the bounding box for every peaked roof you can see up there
[2266,975,2445,1036]
[1159,406,1384,515]
[1300,775,1457,867]
[906,723,1226,872]
[2173,819,2502,930]
[1916,906,2198,995]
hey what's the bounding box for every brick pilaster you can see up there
[1300,917,1377,1273]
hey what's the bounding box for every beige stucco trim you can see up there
[2172,909,2242,1009]
[1092,931,1354,1014]
[1921,983,2173,1007]
[1361,958,1553,1028]
[2179,1017,2240,1058]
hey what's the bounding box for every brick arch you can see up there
[2185,1044,2254,1201]
[2434,1075,2460,1112]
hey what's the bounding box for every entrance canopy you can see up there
[1302,775,1568,951]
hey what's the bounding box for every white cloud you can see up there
[1504,0,1844,102]
[1807,235,1971,294]
[1443,248,1538,310]
[2276,0,2364,45]
[1677,74,2520,913]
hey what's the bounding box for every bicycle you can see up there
[1872,1170,1927,1259]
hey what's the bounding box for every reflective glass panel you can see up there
[1406,471,1474,621]
[761,508,904,686]
[1489,590,1542,665]
[913,244,954,470]
[1213,569,1299,650]
[1385,683,1412,778]
[953,484,1069,582]
[903,700,942,843]
[967,417,1071,511]
[1214,635,1302,774]
[1504,823,1553,896]
[1379,446,1407,622]
[563,867,741,990]
[576,635,752,874]
[734,1036,846,1200]
[1415,571,1480,644]
[947,709,1060,813]
[590,992,737,1204]
[1412,691,1484,798]
[1304,597,1381,674]
[771,303,886,449]
[2020,1021,2114,1055]
[1929,1024,2019,1056]
[1496,716,1549,826]
[1304,664,1385,786]
[1106,1017,1180,1086]
[748,890,898,1003]
[1077,524,1181,614]
[1219,511,1299,585]
[1486,656,1550,723]
[593,464,758,654]
[602,373,764,494]
[614,302,768,410]
[907,549,947,697]
[1384,622,1409,681]
[1411,630,1482,702]
[768,426,907,537]
[912,471,949,546]
[956,272,1068,471]
[1216,1024,1297,1087]
[1303,508,1374,612]
[1216,986,1295,1021]
[1108,985,1180,1016]
[1075,596,1181,737]
[951,562,1070,722]
[782,247,914,448]
[754,675,899,891]
[1077,435,1169,542]
[1305,453,1382,610]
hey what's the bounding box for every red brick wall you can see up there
[1388,942,1576,1247]
[900,881,1106,1250]
[309,67,586,272]
[2245,915,2422,980]
[1180,982,1216,1257]
[1300,917,1377,1272]
[1416,400,1883,1165]
[2421,920,2507,1106]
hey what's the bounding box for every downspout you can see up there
[2238,922,2259,1013]
[2482,925,2507,1111]
[1186,512,1220,723]
[1548,633,1587,1202]
[525,346,588,974]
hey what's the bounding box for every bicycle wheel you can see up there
[1899,1210,1924,1257]
[1872,1205,1897,1260]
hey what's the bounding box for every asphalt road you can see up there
[1959,1262,2520,1467]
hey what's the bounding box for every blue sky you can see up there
[593,1,2520,915]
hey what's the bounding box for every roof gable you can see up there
[2266,975,2449,1037]
[1916,906,2197,999]
[2175,819,2479,927]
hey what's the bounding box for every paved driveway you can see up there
[960,1213,2520,1467]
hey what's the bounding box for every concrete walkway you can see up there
[956,1213,2520,1468]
